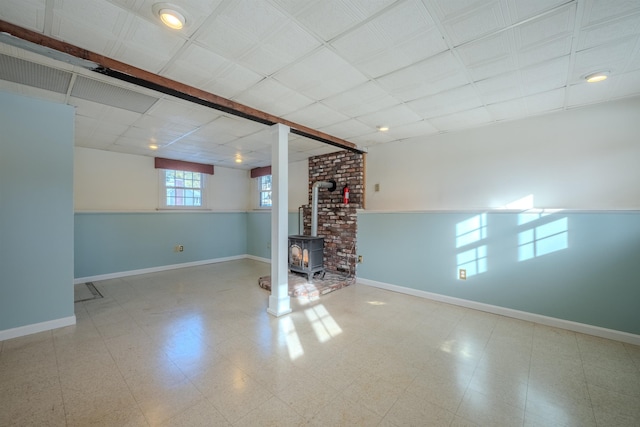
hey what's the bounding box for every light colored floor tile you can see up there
[206,372,274,423]
[160,399,230,426]
[1,259,639,426]
[457,388,524,427]
[310,395,383,426]
[384,390,454,426]
[237,395,307,427]
[134,378,204,425]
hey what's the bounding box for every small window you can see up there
[258,175,272,207]
[162,169,204,208]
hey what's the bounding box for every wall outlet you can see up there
[459,269,467,280]
[357,255,363,263]
[267,242,271,250]
[374,183,380,192]
[175,245,184,252]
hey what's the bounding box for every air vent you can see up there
[70,75,159,113]
[0,53,72,94]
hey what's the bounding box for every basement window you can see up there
[162,169,204,208]
[258,175,272,208]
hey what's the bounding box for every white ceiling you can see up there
[1,0,640,170]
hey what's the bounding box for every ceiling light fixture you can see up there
[149,144,158,150]
[153,3,187,30]
[585,71,609,83]
[376,126,389,132]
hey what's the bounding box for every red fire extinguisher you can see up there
[342,183,350,205]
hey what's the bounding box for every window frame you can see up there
[257,174,272,209]
[159,168,206,210]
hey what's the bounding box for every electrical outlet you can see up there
[175,245,184,252]
[459,269,467,280]
[267,242,271,250]
[357,255,363,263]
[374,183,380,192]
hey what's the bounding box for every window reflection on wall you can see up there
[518,217,568,261]
[456,213,488,278]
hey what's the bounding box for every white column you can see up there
[267,123,291,317]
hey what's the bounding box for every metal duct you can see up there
[311,180,336,237]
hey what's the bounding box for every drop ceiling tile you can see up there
[474,72,522,104]
[486,98,527,121]
[517,35,572,67]
[196,0,288,57]
[223,131,271,152]
[567,79,613,107]
[233,78,314,117]
[456,31,512,67]
[407,84,483,118]
[283,102,350,129]
[320,82,399,117]
[101,106,143,126]
[114,0,224,38]
[146,98,219,127]
[240,21,322,76]
[609,69,640,99]
[383,120,439,140]
[51,0,128,54]
[201,115,266,138]
[68,97,108,119]
[578,12,640,51]
[200,63,264,99]
[429,106,492,131]
[349,0,397,17]
[509,0,571,22]
[581,0,640,27]
[273,47,368,100]
[0,0,46,32]
[349,130,396,147]
[162,44,231,89]
[318,119,373,139]
[514,4,575,50]
[524,88,565,115]
[332,0,435,63]
[520,55,570,95]
[353,27,449,78]
[440,1,508,46]
[572,39,635,82]
[376,51,470,101]
[294,0,363,41]
[121,125,186,146]
[112,16,186,73]
[465,54,518,81]
[356,104,422,128]
[424,0,488,22]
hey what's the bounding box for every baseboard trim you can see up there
[246,255,271,264]
[0,315,76,341]
[357,278,640,346]
[74,255,247,284]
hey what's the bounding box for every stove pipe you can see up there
[311,180,336,236]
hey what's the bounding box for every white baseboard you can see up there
[246,255,271,264]
[74,255,248,284]
[0,315,76,341]
[358,278,640,346]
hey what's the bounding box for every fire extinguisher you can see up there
[342,183,350,205]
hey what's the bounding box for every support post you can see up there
[267,123,291,317]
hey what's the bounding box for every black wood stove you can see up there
[288,235,324,281]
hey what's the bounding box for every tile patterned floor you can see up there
[1,259,639,426]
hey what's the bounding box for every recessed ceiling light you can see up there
[376,126,389,132]
[585,71,609,83]
[153,3,187,30]
[149,144,158,150]
[235,156,242,163]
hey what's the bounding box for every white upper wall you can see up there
[365,96,640,211]
[74,147,251,211]
[75,147,310,212]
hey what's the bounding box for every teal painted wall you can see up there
[245,211,300,259]
[357,211,640,335]
[74,212,247,278]
[0,91,75,330]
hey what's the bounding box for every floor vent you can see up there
[74,282,103,303]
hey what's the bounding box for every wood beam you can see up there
[0,19,364,154]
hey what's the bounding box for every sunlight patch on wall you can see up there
[456,213,488,278]
[518,217,568,261]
